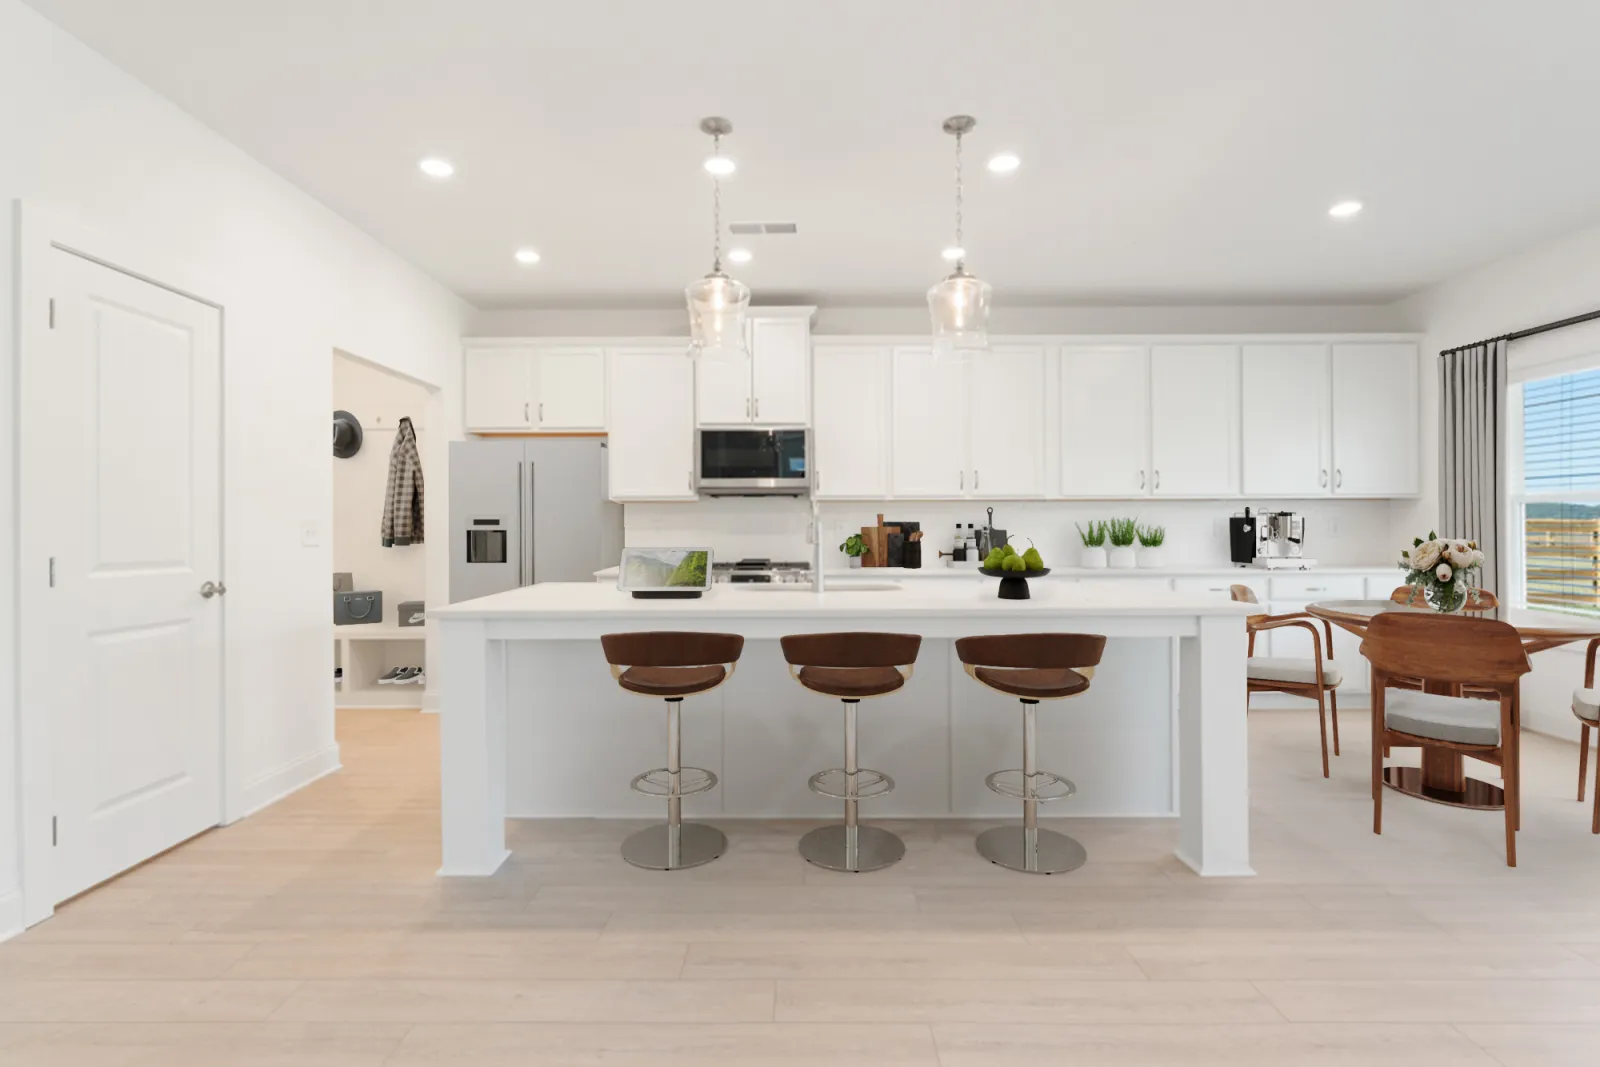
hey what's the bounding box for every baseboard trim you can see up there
[236,744,342,820]
[0,890,23,944]
[422,691,439,713]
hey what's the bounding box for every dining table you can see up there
[1307,599,1600,811]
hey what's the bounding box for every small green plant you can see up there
[839,533,868,558]
[1075,520,1107,548]
[1136,524,1166,548]
[1107,517,1139,548]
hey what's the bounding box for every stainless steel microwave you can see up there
[696,428,811,496]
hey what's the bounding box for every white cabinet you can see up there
[1241,344,1330,496]
[812,344,890,499]
[463,346,534,430]
[1149,345,1240,496]
[890,346,967,498]
[1331,343,1419,496]
[1060,345,1149,497]
[607,348,697,500]
[534,346,607,430]
[968,345,1047,498]
[695,312,813,426]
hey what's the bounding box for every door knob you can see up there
[200,581,219,598]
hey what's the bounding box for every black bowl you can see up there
[978,566,1050,579]
[978,566,1050,600]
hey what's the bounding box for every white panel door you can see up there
[534,346,607,430]
[1332,343,1420,496]
[1060,345,1150,497]
[608,348,697,500]
[890,346,967,498]
[812,344,890,498]
[695,347,752,425]
[1241,344,1330,496]
[36,250,223,902]
[968,345,1046,498]
[1150,344,1241,496]
[749,318,810,424]
[463,347,534,430]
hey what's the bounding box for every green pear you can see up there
[1002,543,1018,558]
[1009,555,1027,572]
[984,548,1005,569]
[1023,547,1044,571]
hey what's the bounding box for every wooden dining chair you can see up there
[1386,586,1501,697]
[1229,584,1342,777]
[1363,612,1531,866]
[1573,638,1600,832]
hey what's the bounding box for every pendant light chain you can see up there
[711,132,724,273]
[953,128,964,269]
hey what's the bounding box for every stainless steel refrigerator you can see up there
[448,438,623,603]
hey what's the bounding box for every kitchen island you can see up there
[432,581,1254,877]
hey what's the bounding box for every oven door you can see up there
[697,429,810,495]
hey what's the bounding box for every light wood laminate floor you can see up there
[5,705,1600,1064]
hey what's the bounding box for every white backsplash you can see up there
[624,497,1400,569]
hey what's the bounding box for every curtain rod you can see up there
[1441,306,1600,356]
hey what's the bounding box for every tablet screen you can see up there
[617,548,713,592]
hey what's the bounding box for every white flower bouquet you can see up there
[1399,531,1485,612]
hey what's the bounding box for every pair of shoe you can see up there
[377,666,424,685]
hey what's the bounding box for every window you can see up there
[1512,366,1600,616]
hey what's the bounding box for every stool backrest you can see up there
[779,632,921,669]
[600,631,744,668]
[955,633,1106,670]
[1359,613,1529,688]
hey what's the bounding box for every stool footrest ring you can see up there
[630,766,719,798]
[985,769,1075,802]
[807,767,895,800]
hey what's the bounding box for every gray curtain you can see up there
[1438,339,1508,594]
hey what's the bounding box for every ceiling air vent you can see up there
[729,221,798,235]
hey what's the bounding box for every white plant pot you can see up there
[848,556,862,569]
[1138,546,1166,569]
[1079,546,1108,569]
[1108,545,1138,569]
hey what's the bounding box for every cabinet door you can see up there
[1060,345,1149,497]
[1331,343,1419,496]
[463,347,534,430]
[890,346,966,498]
[1241,344,1329,496]
[695,348,752,425]
[749,318,810,424]
[968,345,1046,498]
[812,344,889,498]
[535,346,607,430]
[1150,344,1240,496]
[607,348,697,500]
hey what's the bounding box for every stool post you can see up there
[1022,699,1039,870]
[666,697,683,869]
[843,700,860,869]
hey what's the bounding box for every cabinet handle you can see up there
[538,402,544,424]
[960,470,965,491]
[688,470,694,492]
[1335,468,1342,489]
[1139,470,1145,490]
[745,397,751,418]
[754,397,760,418]
[1154,470,1161,490]
[523,402,530,423]
[1320,469,1328,488]
[974,469,980,490]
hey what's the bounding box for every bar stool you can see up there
[779,632,922,873]
[956,633,1107,874]
[600,631,744,871]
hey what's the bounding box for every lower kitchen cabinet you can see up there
[606,347,696,500]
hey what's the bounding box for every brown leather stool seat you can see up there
[780,632,922,873]
[601,631,744,871]
[956,633,1106,875]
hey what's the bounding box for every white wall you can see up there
[0,0,471,933]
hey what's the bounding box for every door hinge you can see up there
[52,816,58,847]
[48,557,56,588]
[48,298,56,329]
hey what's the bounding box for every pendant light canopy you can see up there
[927,115,992,360]
[686,116,750,361]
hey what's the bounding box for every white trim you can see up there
[0,891,22,944]
[236,744,342,820]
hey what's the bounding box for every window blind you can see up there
[1522,367,1600,614]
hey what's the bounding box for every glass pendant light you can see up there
[686,117,750,361]
[928,115,992,361]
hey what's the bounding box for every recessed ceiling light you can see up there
[1328,199,1363,218]
[727,248,752,264]
[987,153,1021,174]
[418,157,455,179]
[514,248,540,265]
[703,154,737,176]
[941,246,966,262]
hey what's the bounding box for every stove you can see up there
[711,558,813,585]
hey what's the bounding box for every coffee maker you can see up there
[1230,508,1316,569]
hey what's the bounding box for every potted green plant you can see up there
[1136,523,1167,569]
[1107,517,1139,569]
[1075,520,1108,569]
[839,533,868,568]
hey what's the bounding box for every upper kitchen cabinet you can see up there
[464,344,608,433]
[1060,345,1149,497]
[1241,344,1330,496]
[463,346,534,430]
[967,345,1046,498]
[533,346,607,430]
[607,347,697,501]
[1149,345,1241,496]
[695,309,814,425]
[890,346,967,498]
[1331,342,1419,496]
[812,343,890,499]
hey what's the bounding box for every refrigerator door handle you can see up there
[516,460,526,586]
[525,460,537,586]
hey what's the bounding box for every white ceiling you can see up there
[25,0,1600,308]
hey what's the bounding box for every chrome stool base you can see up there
[621,821,727,871]
[976,825,1087,875]
[798,823,905,873]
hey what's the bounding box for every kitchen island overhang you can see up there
[432,582,1254,878]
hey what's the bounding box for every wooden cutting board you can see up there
[861,514,898,568]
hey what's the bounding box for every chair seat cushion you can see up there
[1576,688,1600,722]
[618,664,726,697]
[797,665,905,699]
[972,666,1090,699]
[1385,690,1501,746]
[1247,657,1343,686]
